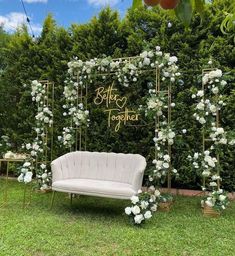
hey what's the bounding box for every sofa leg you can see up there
[50,191,56,209]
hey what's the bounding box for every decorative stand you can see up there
[35,80,54,191]
[0,158,31,208]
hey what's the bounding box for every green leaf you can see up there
[132,0,143,9]
[175,0,193,27]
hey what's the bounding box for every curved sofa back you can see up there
[51,151,146,184]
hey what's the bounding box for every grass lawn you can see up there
[0,180,235,256]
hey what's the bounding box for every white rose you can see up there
[144,211,152,219]
[131,195,139,204]
[24,171,33,183]
[212,87,219,94]
[196,102,205,110]
[209,105,217,113]
[163,155,170,162]
[125,207,132,215]
[140,201,149,209]
[163,162,169,168]
[219,195,226,201]
[199,117,206,124]
[154,190,161,197]
[197,90,204,97]
[151,204,157,212]
[221,80,227,86]
[41,173,48,180]
[132,205,141,215]
[17,173,24,182]
[168,131,175,139]
[134,214,144,224]
[23,162,31,167]
[205,200,214,207]
[209,182,217,187]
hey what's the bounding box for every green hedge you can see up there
[0,0,234,190]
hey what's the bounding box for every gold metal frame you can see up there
[72,56,174,192]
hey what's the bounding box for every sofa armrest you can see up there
[132,170,145,193]
[51,158,64,183]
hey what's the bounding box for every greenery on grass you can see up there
[0,180,234,256]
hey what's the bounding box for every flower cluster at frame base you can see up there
[190,67,235,213]
[201,189,229,212]
[125,188,160,225]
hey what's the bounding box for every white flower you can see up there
[209,182,217,187]
[199,117,206,124]
[182,129,187,134]
[40,164,46,169]
[167,22,172,28]
[221,80,227,86]
[144,211,152,219]
[205,199,214,207]
[132,205,141,215]
[168,131,175,139]
[163,154,170,162]
[209,105,217,113]
[212,87,219,94]
[217,128,224,134]
[154,189,161,197]
[134,214,144,224]
[140,201,149,209]
[23,162,31,167]
[196,102,205,110]
[151,204,157,212]
[202,170,210,177]
[197,90,204,97]
[169,56,178,63]
[18,173,24,182]
[143,57,151,66]
[41,173,48,180]
[131,195,139,204]
[219,195,226,201]
[192,94,196,99]
[163,163,169,168]
[125,207,132,215]
[24,171,33,183]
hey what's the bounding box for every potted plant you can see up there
[158,193,174,211]
[201,189,229,217]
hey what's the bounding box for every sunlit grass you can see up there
[0,180,235,256]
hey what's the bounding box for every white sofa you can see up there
[51,151,146,199]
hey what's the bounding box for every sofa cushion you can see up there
[52,179,135,199]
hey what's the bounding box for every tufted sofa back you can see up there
[51,151,146,185]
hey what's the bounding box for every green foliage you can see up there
[0,0,234,190]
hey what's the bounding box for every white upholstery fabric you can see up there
[51,151,146,199]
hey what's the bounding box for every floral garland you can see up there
[125,188,159,225]
[62,46,181,224]
[58,75,89,148]
[139,48,180,193]
[190,68,235,211]
[18,80,53,190]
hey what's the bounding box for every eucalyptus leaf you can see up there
[175,0,193,27]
